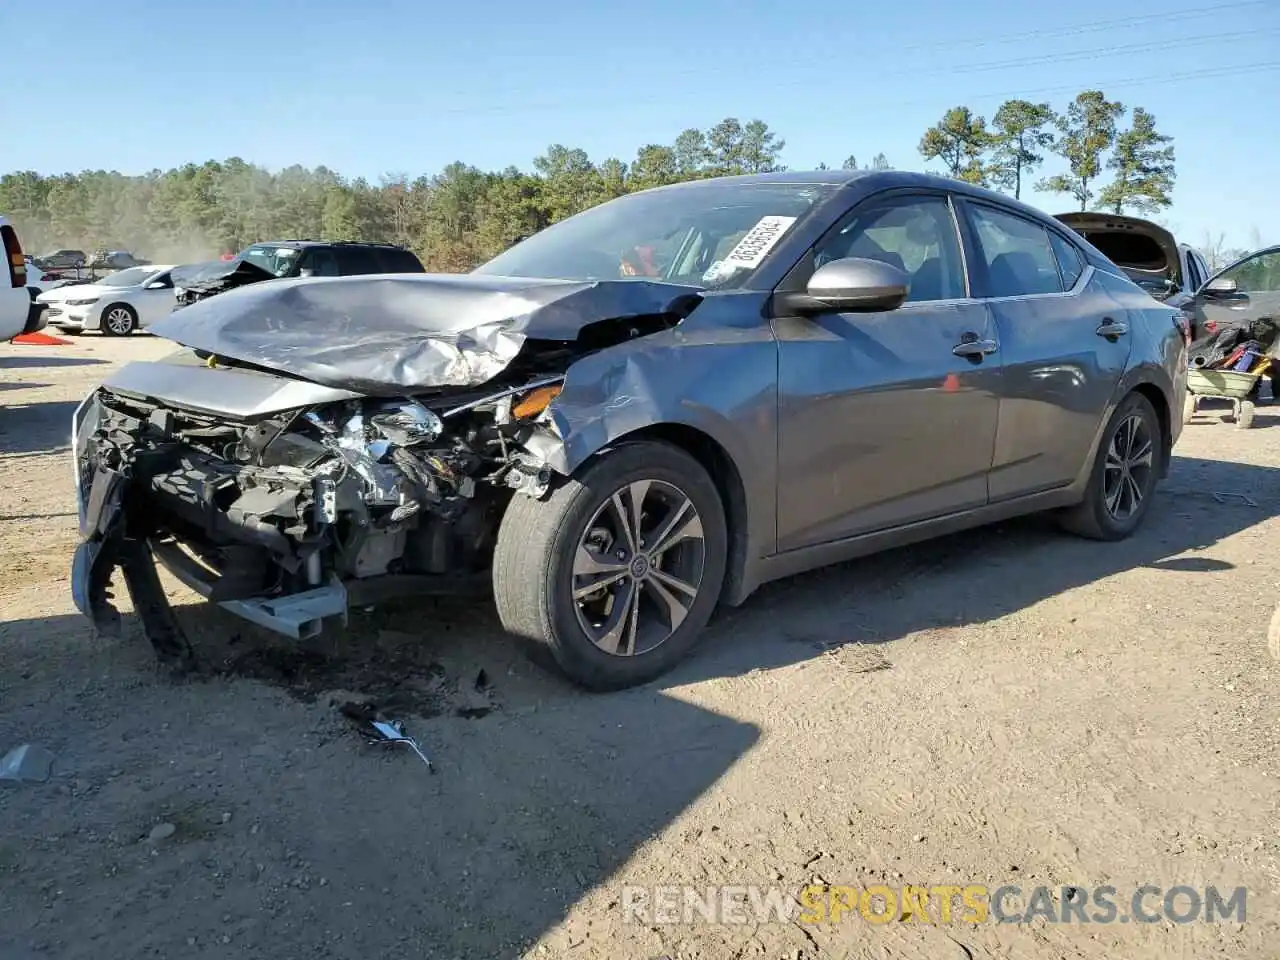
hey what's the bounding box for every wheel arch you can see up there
[575,422,752,608]
[1130,381,1172,476]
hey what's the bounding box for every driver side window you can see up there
[812,196,966,303]
[1216,250,1280,293]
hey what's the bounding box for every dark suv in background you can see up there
[172,240,425,307]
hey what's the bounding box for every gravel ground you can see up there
[1,334,1278,960]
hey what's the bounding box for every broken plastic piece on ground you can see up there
[339,701,433,772]
[368,720,434,772]
[0,744,56,782]
[11,331,73,346]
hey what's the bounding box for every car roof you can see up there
[248,239,409,250]
[644,169,1066,221]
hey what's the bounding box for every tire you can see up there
[100,303,137,336]
[492,440,728,691]
[1059,392,1163,541]
[1236,399,1255,429]
[1182,392,1197,425]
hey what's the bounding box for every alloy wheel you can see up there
[105,307,134,334]
[1102,413,1154,521]
[571,479,707,657]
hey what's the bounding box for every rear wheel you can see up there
[1059,392,1162,541]
[492,440,727,691]
[100,303,137,336]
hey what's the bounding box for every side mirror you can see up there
[1204,276,1238,296]
[779,257,910,315]
[145,281,166,290]
[298,267,316,278]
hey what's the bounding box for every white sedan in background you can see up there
[38,264,178,336]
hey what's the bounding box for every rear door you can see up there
[1190,247,1280,343]
[958,199,1132,500]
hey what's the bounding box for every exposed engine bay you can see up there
[71,272,701,659]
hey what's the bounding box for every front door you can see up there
[1191,247,1280,343]
[772,191,1001,553]
[134,271,176,328]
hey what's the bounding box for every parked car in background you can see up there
[1183,244,1280,344]
[1,216,34,340]
[171,240,425,307]
[88,249,150,271]
[35,248,87,272]
[1055,212,1208,308]
[38,264,178,335]
[21,255,75,292]
[70,171,1187,691]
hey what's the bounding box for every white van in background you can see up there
[2,215,35,340]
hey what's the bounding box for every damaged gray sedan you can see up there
[70,171,1188,690]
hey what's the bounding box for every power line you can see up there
[883,0,1269,54]
[418,32,1280,120]
[392,0,1274,116]
[935,28,1278,76]
[887,60,1280,111]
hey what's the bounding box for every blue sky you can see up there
[4,0,1277,250]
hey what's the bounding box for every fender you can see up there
[534,313,781,595]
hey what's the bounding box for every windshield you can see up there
[239,244,302,277]
[474,181,838,290]
[99,267,155,287]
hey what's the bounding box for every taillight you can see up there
[2,225,25,288]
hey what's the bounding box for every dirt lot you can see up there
[1,334,1278,960]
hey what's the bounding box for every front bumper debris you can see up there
[150,535,348,641]
[71,397,351,657]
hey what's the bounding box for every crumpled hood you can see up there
[171,258,276,293]
[146,272,703,395]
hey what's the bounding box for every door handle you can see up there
[952,333,998,359]
[1096,317,1129,339]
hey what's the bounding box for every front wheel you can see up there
[100,303,137,336]
[492,440,728,691]
[1059,392,1163,541]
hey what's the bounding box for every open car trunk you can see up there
[1055,212,1183,300]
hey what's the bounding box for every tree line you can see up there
[1,94,1178,273]
[918,89,1176,214]
[0,118,791,273]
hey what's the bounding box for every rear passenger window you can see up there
[969,205,1064,297]
[335,247,381,275]
[1048,231,1085,290]
[381,248,425,273]
[304,249,341,277]
[1184,253,1202,291]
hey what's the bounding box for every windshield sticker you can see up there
[722,216,799,269]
